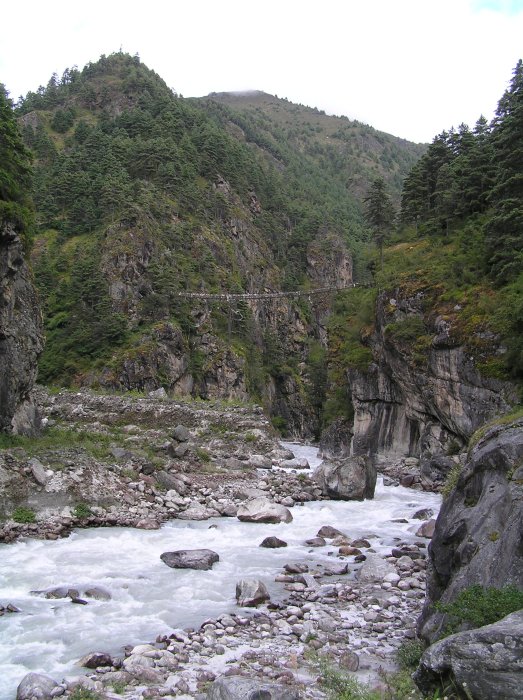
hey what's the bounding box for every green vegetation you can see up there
[68,688,102,700]
[0,426,113,460]
[468,405,523,451]
[194,446,211,462]
[72,502,92,519]
[12,506,36,524]
[0,85,34,246]
[396,639,425,670]
[435,584,523,636]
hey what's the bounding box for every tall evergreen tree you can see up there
[485,59,523,284]
[364,176,395,268]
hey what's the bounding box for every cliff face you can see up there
[418,415,523,644]
[0,224,44,434]
[348,289,517,463]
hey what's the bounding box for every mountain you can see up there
[14,52,425,436]
[201,89,425,202]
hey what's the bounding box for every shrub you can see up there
[435,584,523,635]
[72,502,92,519]
[12,506,36,524]
[396,638,425,670]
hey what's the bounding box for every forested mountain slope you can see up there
[13,52,424,436]
[324,60,523,464]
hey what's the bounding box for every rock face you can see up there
[0,224,43,435]
[348,290,517,462]
[414,611,523,700]
[313,456,376,500]
[418,416,523,643]
[237,497,293,523]
[160,549,220,571]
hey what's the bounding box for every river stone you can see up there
[281,457,310,469]
[161,549,219,570]
[235,579,270,607]
[29,458,48,486]
[78,651,113,668]
[207,676,301,700]
[317,525,347,539]
[413,508,434,520]
[83,587,111,601]
[248,454,272,469]
[237,497,293,523]
[416,518,436,538]
[260,536,288,548]
[313,455,376,500]
[17,672,60,700]
[414,611,523,700]
[355,554,396,583]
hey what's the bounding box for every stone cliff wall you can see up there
[418,415,523,644]
[348,289,517,462]
[0,224,44,434]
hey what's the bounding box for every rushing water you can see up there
[0,444,440,700]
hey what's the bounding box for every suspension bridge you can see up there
[174,284,360,302]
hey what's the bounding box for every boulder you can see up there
[78,651,113,668]
[248,454,272,469]
[317,525,347,539]
[280,457,310,469]
[160,549,219,570]
[207,676,301,700]
[355,554,396,583]
[235,579,270,607]
[313,456,376,500]
[172,424,190,442]
[416,518,436,538]
[16,673,59,700]
[260,536,288,548]
[414,611,523,700]
[237,497,292,524]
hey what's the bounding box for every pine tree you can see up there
[364,177,395,268]
[485,59,523,284]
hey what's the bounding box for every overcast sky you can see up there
[2,0,522,143]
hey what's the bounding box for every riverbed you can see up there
[0,444,440,700]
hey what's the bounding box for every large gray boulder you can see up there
[160,549,219,570]
[418,416,523,643]
[355,554,396,583]
[207,676,301,700]
[237,497,292,523]
[414,611,523,700]
[313,456,376,500]
[235,579,270,607]
[16,672,59,700]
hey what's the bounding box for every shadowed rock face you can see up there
[348,291,517,462]
[0,224,43,435]
[418,416,523,644]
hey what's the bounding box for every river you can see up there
[0,444,440,700]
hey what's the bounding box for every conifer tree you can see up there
[485,59,523,284]
[364,177,395,268]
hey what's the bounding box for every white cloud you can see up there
[2,0,522,142]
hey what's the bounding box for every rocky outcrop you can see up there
[348,290,517,463]
[414,611,523,700]
[418,415,523,643]
[0,224,43,435]
[313,455,376,500]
